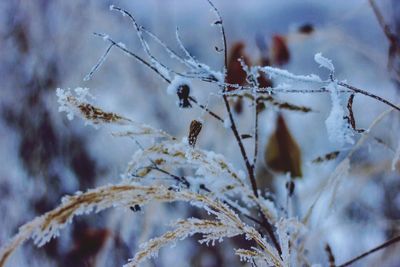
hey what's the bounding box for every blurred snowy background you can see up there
[0,0,399,266]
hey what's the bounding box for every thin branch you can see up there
[110,6,172,78]
[92,33,224,122]
[84,43,114,81]
[189,96,224,122]
[94,32,171,83]
[206,0,227,69]
[205,0,259,199]
[92,34,400,119]
[222,86,258,196]
[337,235,400,267]
[238,59,260,169]
[253,102,260,167]
[205,0,282,256]
[368,0,397,42]
[337,81,400,112]
[140,26,192,68]
[345,94,365,133]
[217,78,400,114]
[151,166,190,188]
[175,27,198,63]
[325,244,336,267]
[250,76,260,169]
[132,138,190,188]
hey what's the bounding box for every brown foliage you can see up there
[271,35,290,66]
[264,114,302,178]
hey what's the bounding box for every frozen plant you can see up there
[1,1,400,267]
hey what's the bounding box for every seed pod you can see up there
[298,23,314,34]
[188,120,202,147]
[130,205,141,212]
[177,84,192,108]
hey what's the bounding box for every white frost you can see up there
[325,82,354,146]
[261,66,322,83]
[117,42,126,49]
[166,76,192,95]
[56,87,94,121]
[314,53,335,72]
[223,118,232,129]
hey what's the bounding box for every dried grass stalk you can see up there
[0,184,283,267]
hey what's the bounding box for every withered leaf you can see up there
[264,114,302,178]
[66,228,110,267]
[271,35,290,66]
[226,42,251,92]
[226,42,251,114]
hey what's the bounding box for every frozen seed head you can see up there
[188,120,203,147]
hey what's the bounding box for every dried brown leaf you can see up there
[264,114,302,178]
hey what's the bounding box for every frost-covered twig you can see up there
[206,0,260,200]
[93,32,170,83]
[205,0,285,256]
[140,26,192,69]
[84,43,114,81]
[336,81,400,112]
[206,0,228,69]
[239,59,261,168]
[91,33,224,122]
[110,5,173,80]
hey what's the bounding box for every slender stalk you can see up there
[93,33,224,122]
[368,0,396,41]
[337,81,400,112]
[222,96,259,196]
[206,0,259,198]
[94,32,171,83]
[337,235,400,267]
[132,138,190,188]
[205,0,284,256]
[253,102,259,168]
[325,244,336,267]
[189,96,224,122]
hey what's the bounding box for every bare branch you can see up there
[325,244,336,267]
[337,81,400,112]
[91,33,224,122]
[84,43,114,81]
[338,235,400,267]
